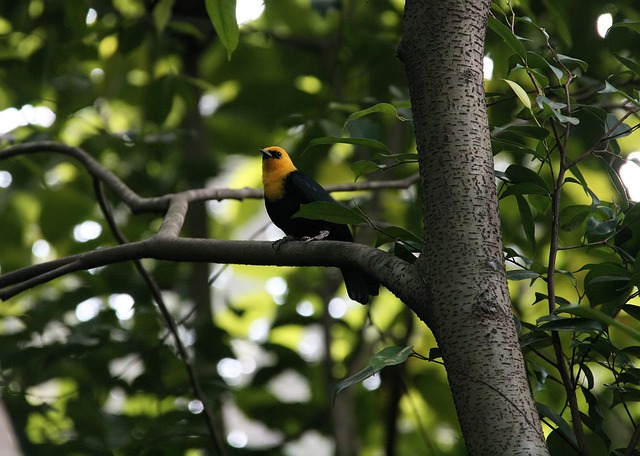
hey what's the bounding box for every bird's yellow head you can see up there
[261,146,297,200]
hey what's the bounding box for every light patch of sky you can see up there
[0,105,55,135]
[619,152,640,201]
[483,55,494,80]
[32,239,51,259]
[597,13,613,38]
[108,293,135,320]
[73,221,102,242]
[0,170,12,188]
[76,297,103,322]
[236,0,264,26]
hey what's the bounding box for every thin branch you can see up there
[0,141,419,213]
[0,141,171,212]
[545,84,590,456]
[625,423,640,456]
[566,110,640,169]
[0,236,423,312]
[0,260,82,299]
[94,179,226,454]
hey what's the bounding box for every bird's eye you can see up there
[274,151,281,158]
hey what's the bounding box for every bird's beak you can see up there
[260,148,271,159]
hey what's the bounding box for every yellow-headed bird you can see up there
[261,146,379,304]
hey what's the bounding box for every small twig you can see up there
[0,260,82,300]
[566,110,639,169]
[625,423,640,456]
[93,179,226,454]
[532,21,589,456]
[0,236,423,315]
[0,141,419,214]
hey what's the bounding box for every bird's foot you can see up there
[272,235,296,251]
[301,230,330,243]
[273,231,330,251]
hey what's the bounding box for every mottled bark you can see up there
[399,1,549,454]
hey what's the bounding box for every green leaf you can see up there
[307,136,390,154]
[370,345,414,370]
[145,76,175,125]
[581,387,604,432]
[566,166,593,198]
[344,103,410,128]
[377,225,424,247]
[153,0,175,34]
[610,386,640,407]
[622,304,640,321]
[559,205,592,231]
[538,317,603,333]
[334,365,376,399]
[582,263,632,307]
[555,305,640,343]
[378,225,424,260]
[581,363,595,390]
[540,0,572,47]
[502,79,532,109]
[375,152,419,161]
[526,51,563,81]
[391,242,417,264]
[599,80,620,95]
[527,360,549,394]
[605,113,634,139]
[334,345,413,400]
[557,54,589,73]
[502,183,551,197]
[536,96,580,125]
[586,216,617,238]
[607,21,640,35]
[516,195,536,251]
[597,82,640,108]
[491,138,544,159]
[488,17,527,61]
[503,124,550,140]
[293,201,367,225]
[205,0,239,60]
[506,269,542,281]
[505,164,550,191]
[351,160,382,179]
[613,54,640,75]
[536,402,577,447]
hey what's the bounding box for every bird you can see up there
[260,146,379,304]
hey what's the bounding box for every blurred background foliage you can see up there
[0,0,639,455]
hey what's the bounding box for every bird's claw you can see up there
[302,230,330,243]
[272,230,330,251]
[272,235,296,251]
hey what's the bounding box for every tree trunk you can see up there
[399,1,549,454]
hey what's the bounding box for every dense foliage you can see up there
[0,0,639,454]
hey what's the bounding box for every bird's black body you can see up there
[265,171,353,241]
[261,147,379,304]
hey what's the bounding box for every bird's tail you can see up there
[340,267,379,305]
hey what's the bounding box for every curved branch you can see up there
[0,237,426,314]
[0,141,172,212]
[1,140,427,320]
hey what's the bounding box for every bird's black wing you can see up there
[287,171,335,203]
[286,171,353,242]
[288,171,379,303]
